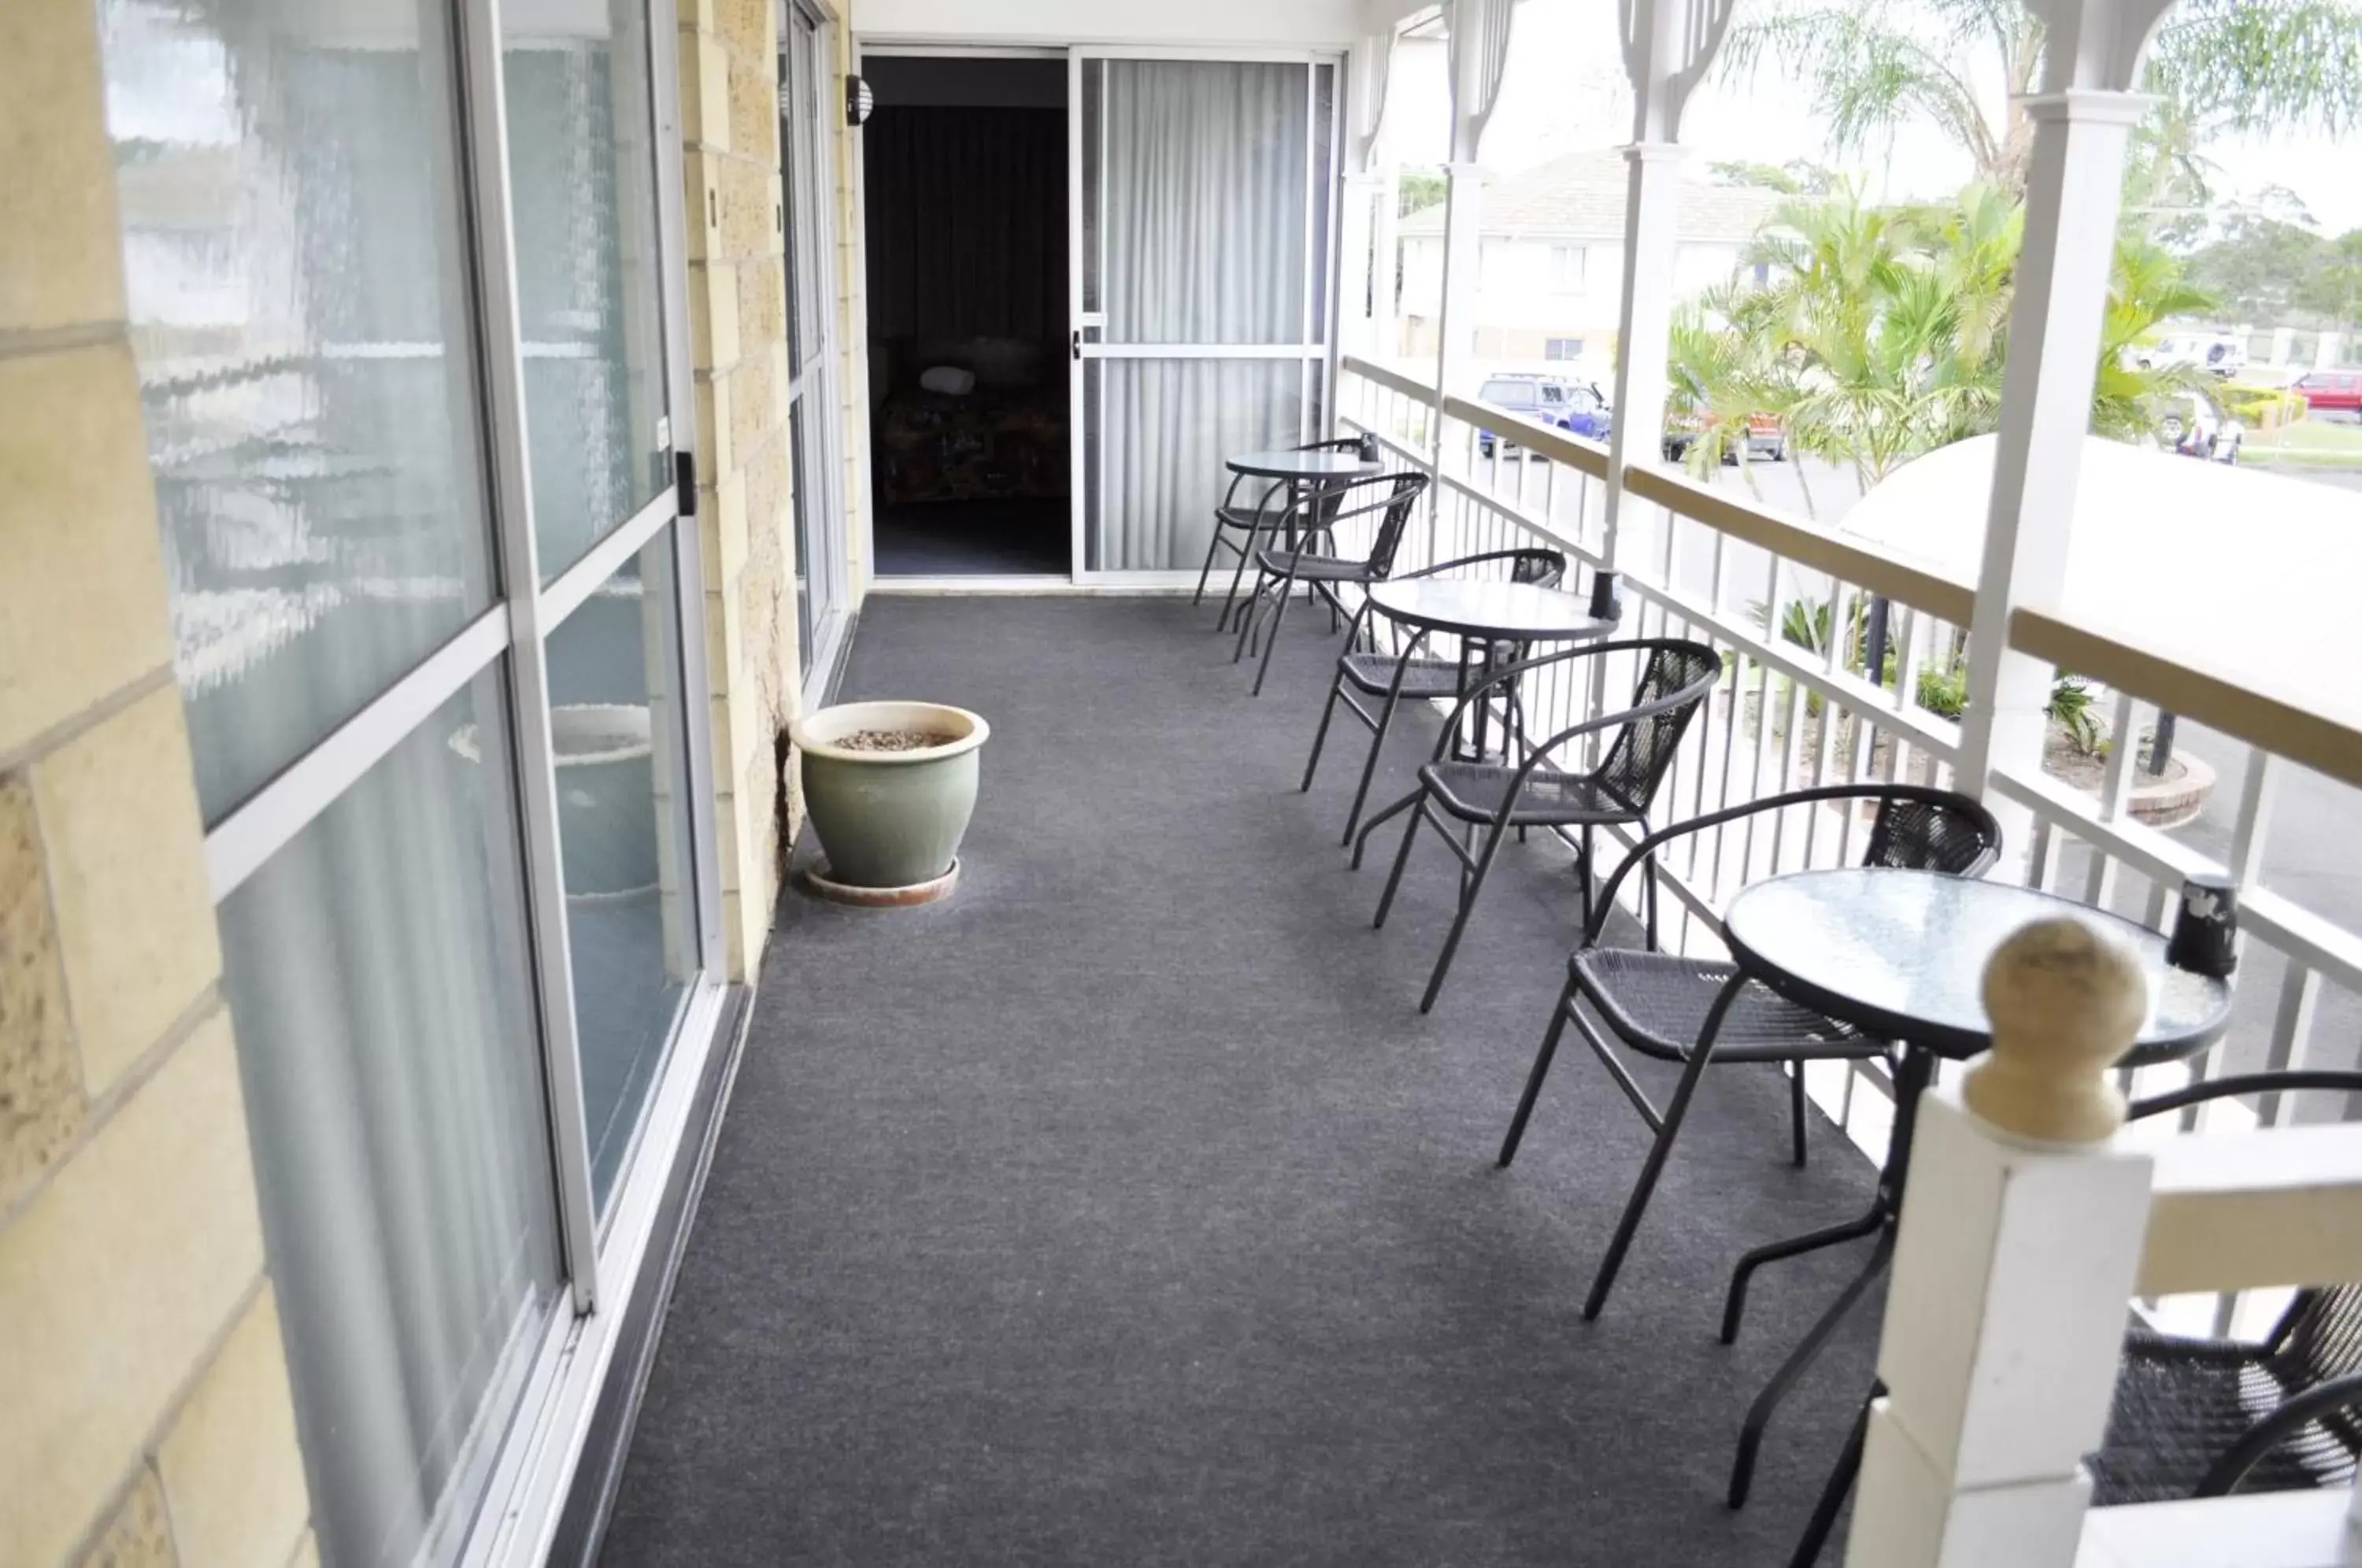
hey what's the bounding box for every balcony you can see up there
[602,592,1890,1563]
[603,364,2362,1562]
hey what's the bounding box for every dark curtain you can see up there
[862,105,1067,349]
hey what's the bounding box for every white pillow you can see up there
[919,365,975,396]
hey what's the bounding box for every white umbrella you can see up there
[1839,435,2362,734]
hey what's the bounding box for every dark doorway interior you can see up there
[862,55,1070,576]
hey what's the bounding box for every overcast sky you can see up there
[1384,0,2362,236]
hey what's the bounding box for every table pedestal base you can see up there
[1720,1048,1934,1511]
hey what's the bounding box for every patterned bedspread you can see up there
[874,386,1069,505]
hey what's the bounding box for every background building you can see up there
[1395,148,1780,368]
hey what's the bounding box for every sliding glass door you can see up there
[95,0,716,1561]
[783,0,850,690]
[1068,51,1340,583]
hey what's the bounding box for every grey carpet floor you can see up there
[602,595,1885,1566]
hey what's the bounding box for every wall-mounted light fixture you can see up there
[846,75,874,127]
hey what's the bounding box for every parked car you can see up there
[1663,409,1785,464]
[1475,374,1614,457]
[2293,368,2362,419]
[2160,398,2242,464]
[2134,334,2246,379]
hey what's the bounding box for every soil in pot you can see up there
[835,728,962,753]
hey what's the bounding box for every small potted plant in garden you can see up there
[787,700,989,906]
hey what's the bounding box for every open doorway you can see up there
[861,54,1071,577]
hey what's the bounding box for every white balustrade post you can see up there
[1848,920,2159,1566]
[1601,0,1736,578]
[1954,0,2174,864]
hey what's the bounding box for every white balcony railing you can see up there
[1336,352,2362,1340]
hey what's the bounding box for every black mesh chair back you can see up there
[1355,471,1427,578]
[1232,471,1431,696]
[2265,1284,2362,1460]
[1509,549,1564,588]
[1594,642,1726,808]
[1860,793,2005,875]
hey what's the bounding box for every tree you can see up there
[1398,170,1447,216]
[1720,0,2362,203]
[1668,183,2209,506]
[1709,157,1841,194]
[1668,183,2212,718]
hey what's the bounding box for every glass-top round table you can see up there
[1725,867,2233,1066]
[1361,578,1619,762]
[1363,578,1616,642]
[1225,448,1382,482]
[1707,867,2234,1508]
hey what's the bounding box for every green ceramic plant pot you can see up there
[789,700,989,891]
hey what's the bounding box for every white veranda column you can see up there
[1955,0,2176,855]
[1435,163,1486,396]
[1339,31,1394,364]
[1434,0,1515,399]
[1600,0,1737,578]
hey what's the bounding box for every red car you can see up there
[2294,369,2362,416]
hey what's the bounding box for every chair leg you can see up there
[1351,786,1423,871]
[1217,526,1263,632]
[1300,675,1348,793]
[1419,817,1509,1013]
[1583,971,1746,1322]
[1372,795,1428,929]
[1789,1063,1809,1168]
[1499,981,1579,1167]
[1231,568,1272,663]
[1249,567,1299,696]
[1341,685,1407,845]
[1192,525,1228,607]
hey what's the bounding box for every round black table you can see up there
[1713,867,2234,1511]
[1222,449,1382,557]
[1225,448,1382,483]
[1362,578,1618,760]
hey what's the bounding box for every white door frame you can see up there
[1067,45,1343,588]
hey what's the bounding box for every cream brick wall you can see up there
[0,2,312,1565]
[680,0,804,982]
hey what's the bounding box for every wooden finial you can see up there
[1966,918,2149,1144]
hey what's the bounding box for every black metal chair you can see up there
[1195,438,1366,632]
[1355,637,1723,1012]
[1299,546,1568,845]
[1497,785,2001,1326]
[1230,471,1429,697]
[1786,1069,2362,1567]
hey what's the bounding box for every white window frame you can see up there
[1549,243,1586,292]
[178,2,734,1561]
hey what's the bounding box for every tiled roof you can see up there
[1397,148,1785,244]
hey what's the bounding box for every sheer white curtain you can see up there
[1099,61,1309,571]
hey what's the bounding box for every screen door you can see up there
[1070,51,1339,582]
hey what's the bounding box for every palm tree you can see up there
[1720,0,2362,202]
[1727,186,2016,500]
[1667,183,2214,701]
[1669,183,2205,501]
